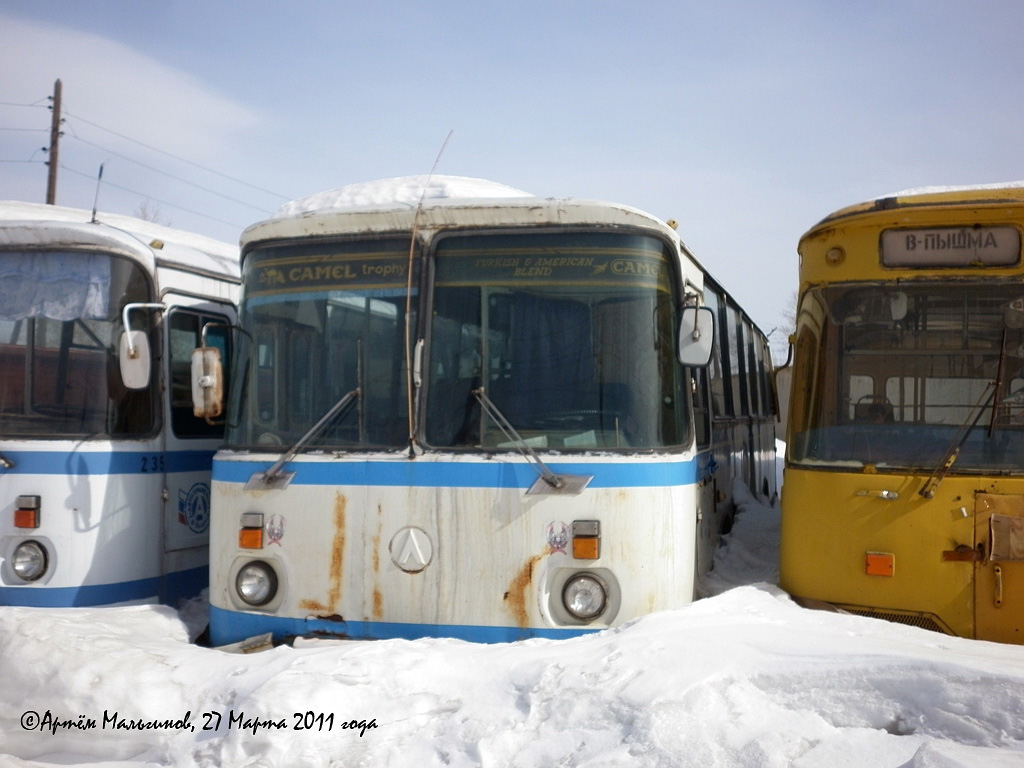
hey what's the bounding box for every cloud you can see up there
[0,13,261,163]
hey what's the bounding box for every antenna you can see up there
[404,130,454,452]
[90,163,105,223]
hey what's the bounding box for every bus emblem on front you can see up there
[389,527,433,573]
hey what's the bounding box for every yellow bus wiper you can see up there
[987,328,1009,438]
[919,382,995,499]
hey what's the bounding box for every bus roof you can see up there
[0,200,239,280]
[797,183,1024,286]
[244,176,683,248]
[807,182,1024,232]
[243,175,712,301]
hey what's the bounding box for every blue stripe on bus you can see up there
[209,604,595,646]
[212,456,701,489]
[0,450,215,475]
[0,565,207,608]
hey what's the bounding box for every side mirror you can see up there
[118,301,166,390]
[678,306,715,367]
[191,347,224,421]
[118,331,152,390]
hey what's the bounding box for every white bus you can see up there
[198,177,776,645]
[0,201,238,607]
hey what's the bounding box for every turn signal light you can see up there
[865,551,894,577]
[239,512,264,549]
[239,528,263,549]
[572,520,600,560]
[14,495,40,529]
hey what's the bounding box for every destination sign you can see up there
[436,249,671,289]
[434,232,673,290]
[881,226,1020,267]
[245,241,411,297]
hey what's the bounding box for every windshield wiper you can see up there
[919,381,996,499]
[246,388,360,490]
[473,388,592,495]
[988,328,1010,437]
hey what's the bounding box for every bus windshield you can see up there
[425,231,687,450]
[228,238,415,449]
[792,283,1024,472]
[229,230,689,453]
[0,250,155,437]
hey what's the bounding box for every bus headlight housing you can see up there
[235,561,278,606]
[562,573,608,620]
[12,540,48,582]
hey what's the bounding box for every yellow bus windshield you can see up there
[791,282,1024,472]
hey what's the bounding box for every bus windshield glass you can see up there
[0,250,154,437]
[228,238,414,450]
[792,283,1024,472]
[425,230,687,450]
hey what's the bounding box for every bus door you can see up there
[975,492,1024,643]
[162,296,233,555]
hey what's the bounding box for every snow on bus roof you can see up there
[886,180,1024,198]
[275,175,535,217]
[0,199,238,278]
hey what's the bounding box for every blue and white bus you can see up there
[198,177,776,645]
[0,201,238,607]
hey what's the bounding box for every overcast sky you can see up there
[2,1,1023,340]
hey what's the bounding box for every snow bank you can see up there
[2,492,1024,767]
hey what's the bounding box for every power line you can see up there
[63,109,291,201]
[60,163,248,230]
[5,85,291,222]
[66,132,275,215]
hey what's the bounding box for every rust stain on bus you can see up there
[371,504,382,575]
[299,493,346,613]
[506,554,542,628]
[327,493,346,610]
[370,503,383,618]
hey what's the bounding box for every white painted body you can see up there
[208,181,775,644]
[211,451,707,642]
[0,201,238,606]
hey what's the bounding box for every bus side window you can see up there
[742,319,760,416]
[702,287,727,418]
[727,304,748,417]
[692,368,712,448]
[170,308,230,438]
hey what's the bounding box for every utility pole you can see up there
[46,79,62,204]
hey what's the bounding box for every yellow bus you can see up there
[780,184,1024,644]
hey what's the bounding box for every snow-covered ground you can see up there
[3,482,1024,767]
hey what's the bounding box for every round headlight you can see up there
[235,561,278,606]
[562,573,607,620]
[12,540,48,582]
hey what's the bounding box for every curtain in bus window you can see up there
[501,292,592,423]
[0,253,111,321]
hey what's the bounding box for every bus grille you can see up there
[843,608,949,635]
